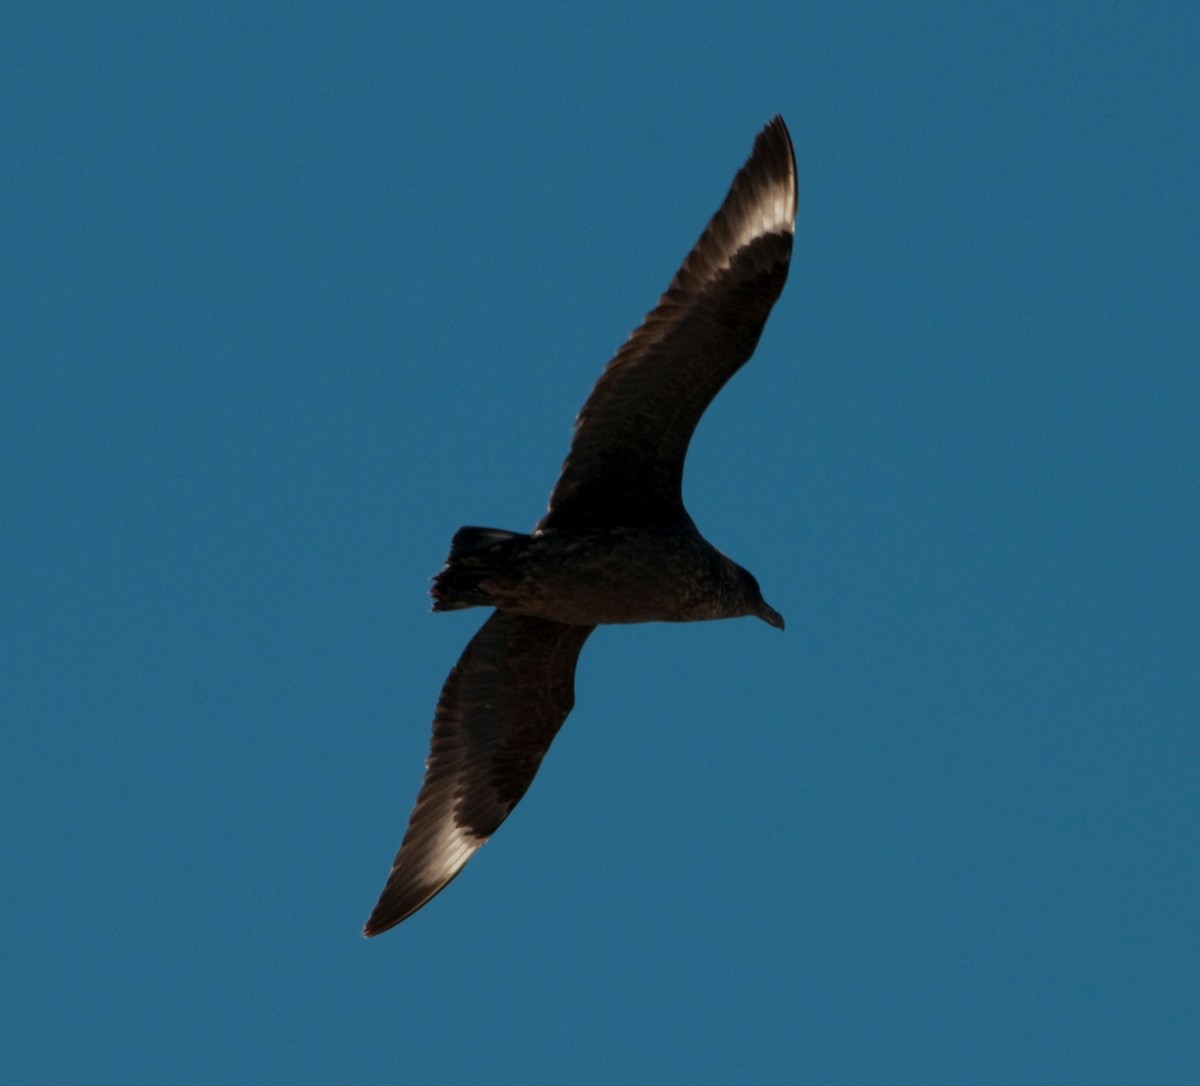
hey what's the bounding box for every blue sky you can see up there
[4,3,1197,1082]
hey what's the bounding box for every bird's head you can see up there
[731,563,785,630]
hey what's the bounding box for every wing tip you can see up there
[770,114,797,204]
[361,877,449,937]
[361,891,410,938]
[680,113,795,285]
[361,906,409,938]
[748,113,798,229]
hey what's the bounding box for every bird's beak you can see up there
[757,601,785,630]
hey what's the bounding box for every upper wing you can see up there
[538,116,797,531]
[363,611,594,936]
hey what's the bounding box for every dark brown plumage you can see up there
[364,116,797,936]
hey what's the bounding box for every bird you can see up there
[364,115,797,936]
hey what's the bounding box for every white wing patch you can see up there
[711,169,796,278]
[406,806,487,886]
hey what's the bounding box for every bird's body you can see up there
[364,116,798,936]
[432,523,784,628]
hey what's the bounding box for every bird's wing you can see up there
[363,611,594,936]
[538,115,797,532]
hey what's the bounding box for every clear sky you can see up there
[4,3,1197,1082]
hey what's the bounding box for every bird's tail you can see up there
[431,526,529,611]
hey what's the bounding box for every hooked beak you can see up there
[756,601,785,631]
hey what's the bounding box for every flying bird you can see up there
[365,116,797,936]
